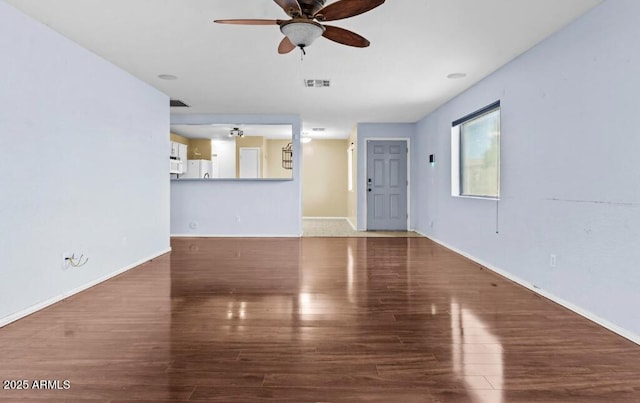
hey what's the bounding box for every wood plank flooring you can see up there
[1,237,639,402]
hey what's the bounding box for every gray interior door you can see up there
[367,140,408,230]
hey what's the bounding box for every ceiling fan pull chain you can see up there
[300,46,306,61]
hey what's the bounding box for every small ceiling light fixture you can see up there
[280,20,325,54]
[158,74,178,80]
[229,127,244,137]
[447,72,467,80]
[304,79,331,88]
[301,137,312,144]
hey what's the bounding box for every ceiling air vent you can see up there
[304,79,331,88]
[312,127,326,132]
[170,99,189,107]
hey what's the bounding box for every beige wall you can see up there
[170,132,189,145]
[262,136,268,178]
[347,127,358,228]
[302,139,349,217]
[266,139,293,179]
[187,139,211,160]
[169,133,211,161]
[170,133,211,161]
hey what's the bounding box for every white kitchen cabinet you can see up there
[178,143,187,167]
[170,141,188,174]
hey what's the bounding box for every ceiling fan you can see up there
[214,0,385,54]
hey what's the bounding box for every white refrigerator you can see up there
[183,159,213,179]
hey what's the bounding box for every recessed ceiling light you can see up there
[158,74,178,80]
[447,73,467,79]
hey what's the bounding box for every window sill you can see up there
[451,194,500,201]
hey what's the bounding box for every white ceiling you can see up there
[6,0,602,139]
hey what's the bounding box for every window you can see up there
[451,101,500,199]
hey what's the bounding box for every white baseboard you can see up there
[171,234,301,238]
[303,217,348,220]
[346,217,357,231]
[419,231,640,346]
[0,248,171,329]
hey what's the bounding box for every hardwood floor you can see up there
[1,237,639,402]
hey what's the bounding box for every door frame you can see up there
[363,138,411,231]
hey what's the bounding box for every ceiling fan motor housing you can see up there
[298,0,327,17]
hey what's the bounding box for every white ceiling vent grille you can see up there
[304,79,331,88]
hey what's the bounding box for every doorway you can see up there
[366,140,408,231]
[239,147,260,178]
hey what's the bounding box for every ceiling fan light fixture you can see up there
[280,21,325,48]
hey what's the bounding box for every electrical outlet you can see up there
[236,215,241,223]
[62,252,72,269]
[189,221,198,229]
[550,254,557,268]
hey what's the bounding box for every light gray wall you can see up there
[413,0,640,340]
[170,114,302,237]
[0,2,170,325]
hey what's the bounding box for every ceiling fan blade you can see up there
[322,25,370,47]
[273,0,302,17]
[214,19,280,26]
[316,0,385,21]
[278,36,296,54]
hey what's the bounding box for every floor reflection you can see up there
[451,299,504,403]
[161,237,640,402]
[347,244,355,303]
[170,238,303,344]
[168,237,503,399]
